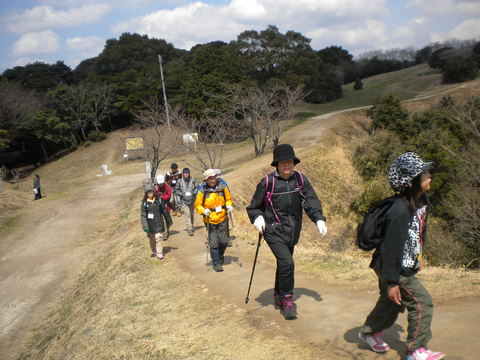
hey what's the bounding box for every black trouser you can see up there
[35,188,42,200]
[207,220,228,267]
[266,240,295,296]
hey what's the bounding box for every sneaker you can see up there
[280,294,297,320]
[156,254,164,260]
[150,253,156,258]
[406,348,445,360]
[188,231,194,236]
[213,265,223,272]
[273,294,282,309]
[359,331,390,353]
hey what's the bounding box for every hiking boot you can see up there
[406,348,445,360]
[280,294,297,320]
[213,265,223,272]
[273,294,281,309]
[359,331,390,353]
[188,231,194,236]
[150,253,156,258]
[220,255,225,265]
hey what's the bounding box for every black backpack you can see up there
[357,195,397,251]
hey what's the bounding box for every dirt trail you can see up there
[167,217,479,360]
[1,105,479,360]
[0,172,145,358]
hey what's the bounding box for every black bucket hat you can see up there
[271,144,300,167]
[388,152,433,192]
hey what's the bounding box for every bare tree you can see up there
[440,96,480,264]
[175,114,233,171]
[0,81,43,137]
[87,84,114,133]
[221,84,306,156]
[134,97,181,180]
[65,84,89,142]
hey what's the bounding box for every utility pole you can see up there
[158,55,171,130]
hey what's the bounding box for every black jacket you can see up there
[246,171,325,246]
[140,199,165,234]
[371,195,429,285]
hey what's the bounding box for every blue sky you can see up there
[0,0,479,73]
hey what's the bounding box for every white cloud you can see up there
[389,17,430,48]
[66,36,105,60]
[407,0,480,16]
[11,30,60,57]
[12,56,44,67]
[2,4,111,34]
[111,0,388,49]
[307,20,388,51]
[431,18,480,42]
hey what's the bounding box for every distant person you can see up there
[140,185,166,260]
[154,175,173,240]
[246,144,327,320]
[33,174,42,200]
[165,163,182,216]
[195,169,233,272]
[175,168,198,236]
[358,152,445,360]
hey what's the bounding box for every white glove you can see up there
[203,209,211,216]
[317,220,327,236]
[226,205,233,213]
[253,215,265,232]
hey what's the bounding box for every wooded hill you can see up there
[0,26,479,169]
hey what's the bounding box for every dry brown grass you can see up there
[19,189,321,360]
[228,105,480,301]
[11,75,480,360]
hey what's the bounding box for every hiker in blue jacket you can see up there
[246,144,327,320]
[358,152,445,360]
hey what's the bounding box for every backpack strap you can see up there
[293,171,304,192]
[264,172,282,225]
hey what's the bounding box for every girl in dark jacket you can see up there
[359,152,445,360]
[140,186,165,260]
[246,144,327,320]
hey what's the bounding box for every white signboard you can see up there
[182,133,199,143]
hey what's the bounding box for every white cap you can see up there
[203,169,217,180]
[156,175,165,184]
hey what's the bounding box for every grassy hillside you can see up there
[5,66,480,359]
[299,63,457,116]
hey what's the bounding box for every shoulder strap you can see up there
[264,172,281,225]
[293,171,304,191]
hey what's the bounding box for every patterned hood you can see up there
[388,152,433,192]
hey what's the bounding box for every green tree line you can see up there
[1,26,479,168]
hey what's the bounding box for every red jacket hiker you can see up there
[154,182,172,212]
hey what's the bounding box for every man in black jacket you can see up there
[246,144,327,319]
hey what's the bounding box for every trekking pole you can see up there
[205,219,210,266]
[228,212,238,248]
[245,231,263,304]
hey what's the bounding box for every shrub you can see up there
[352,129,405,179]
[441,56,479,83]
[367,95,410,134]
[87,131,107,142]
[353,78,363,90]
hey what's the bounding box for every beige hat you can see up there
[203,169,217,180]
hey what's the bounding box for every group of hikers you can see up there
[139,144,445,360]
